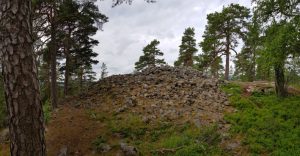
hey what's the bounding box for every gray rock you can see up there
[226,142,240,150]
[116,106,127,113]
[193,119,201,128]
[101,144,112,153]
[0,128,9,143]
[58,146,68,156]
[120,143,138,156]
[95,66,229,126]
[142,116,150,123]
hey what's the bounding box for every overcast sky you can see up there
[92,0,252,77]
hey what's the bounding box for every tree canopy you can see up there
[175,27,198,67]
[200,4,250,80]
[135,39,166,71]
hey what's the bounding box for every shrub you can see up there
[223,83,300,155]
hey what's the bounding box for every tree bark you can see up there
[64,27,72,96]
[64,47,70,96]
[0,0,46,155]
[50,5,58,108]
[224,46,230,80]
[50,29,58,108]
[274,64,287,97]
[79,67,84,91]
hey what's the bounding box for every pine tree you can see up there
[175,27,198,67]
[201,4,250,80]
[0,0,46,155]
[58,0,108,96]
[101,63,108,79]
[198,27,223,78]
[234,14,261,81]
[135,39,166,71]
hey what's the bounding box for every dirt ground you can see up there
[1,105,118,156]
[46,105,102,155]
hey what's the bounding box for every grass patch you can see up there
[222,83,300,155]
[86,109,108,122]
[108,114,147,139]
[92,135,108,152]
[92,111,225,155]
[43,100,52,124]
[152,124,223,156]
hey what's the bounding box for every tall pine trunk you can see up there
[224,34,230,81]
[64,49,70,96]
[50,5,58,108]
[0,0,46,155]
[50,28,58,108]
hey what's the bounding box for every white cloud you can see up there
[92,0,252,77]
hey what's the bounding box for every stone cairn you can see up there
[85,66,230,127]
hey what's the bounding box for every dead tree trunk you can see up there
[0,0,46,155]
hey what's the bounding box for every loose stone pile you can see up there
[84,66,231,127]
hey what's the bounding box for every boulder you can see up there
[120,143,138,156]
[0,128,9,143]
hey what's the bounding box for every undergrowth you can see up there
[43,100,52,124]
[98,112,226,155]
[222,83,300,155]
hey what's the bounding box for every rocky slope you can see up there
[77,66,231,130]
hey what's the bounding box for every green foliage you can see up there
[86,109,107,122]
[108,114,147,139]
[175,27,198,67]
[149,122,173,142]
[253,0,300,97]
[260,21,299,96]
[135,39,166,71]
[92,110,224,155]
[35,0,107,98]
[153,125,223,156]
[92,135,108,152]
[222,83,300,155]
[234,14,261,81]
[253,0,299,22]
[43,100,52,124]
[199,3,250,79]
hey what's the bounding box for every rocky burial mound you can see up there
[79,66,231,129]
